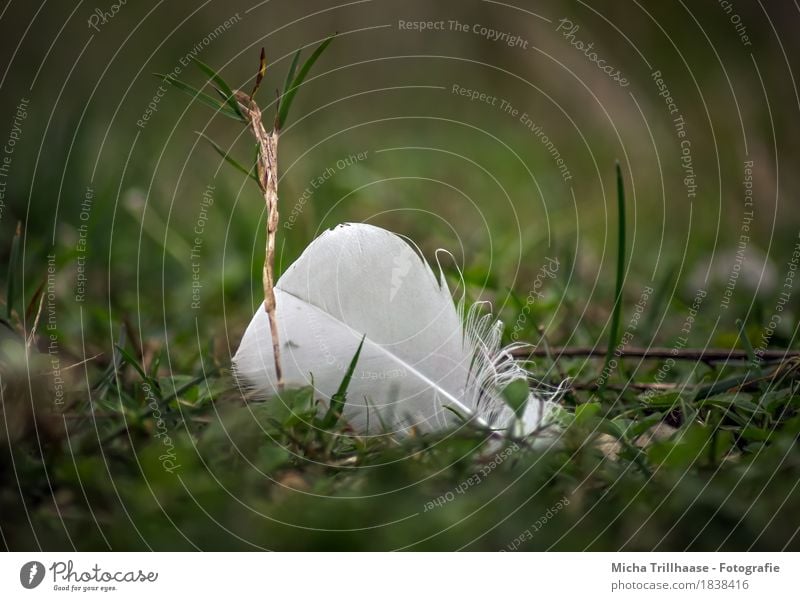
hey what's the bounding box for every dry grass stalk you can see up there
[235,86,283,387]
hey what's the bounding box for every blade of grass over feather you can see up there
[321,334,365,429]
[190,57,246,121]
[600,162,627,395]
[196,132,259,183]
[5,222,20,319]
[276,35,335,129]
[155,73,242,121]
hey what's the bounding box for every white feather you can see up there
[233,223,559,436]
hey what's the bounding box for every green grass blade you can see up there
[5,222,20,319]
[161,368,219,405]
[196,132,259,184]
[692,367,771,401]
[190,57,246,122]
[736,318,758,366]
[100,367,219,445]
[114,344,151,384]
[92,329,126,395]
[280,49,302,110]
[322,334,364,428]
[600,162,627,394]
[155,73,242,121]
[277,35,335,129]
[148,348,162,380]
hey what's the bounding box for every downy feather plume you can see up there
[233,223,561,437]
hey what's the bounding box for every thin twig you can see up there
[569,381,678,392]
[513,345,799,363]
[25,286,45,350]
[63,353,103,371]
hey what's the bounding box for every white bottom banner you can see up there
[0,552,794,599]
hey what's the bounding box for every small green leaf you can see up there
[624,413,664,439]
[281,387,318,427]
[277,35,335,129]
[741,426,771,442]
[190,57,246,121]
[162,369,218,405]
[693,368,772,401]
[698,392,763,414]
[710,429,734,464]
[761,388,793,412]
[647,424,710,469]
[197,132,259,184]
[155,73,242,120]
[575,401,602,425]
[598,417,625,439]
[639,390,683,408]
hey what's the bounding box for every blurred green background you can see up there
[2,0,798,352]
[1,0,799,551]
